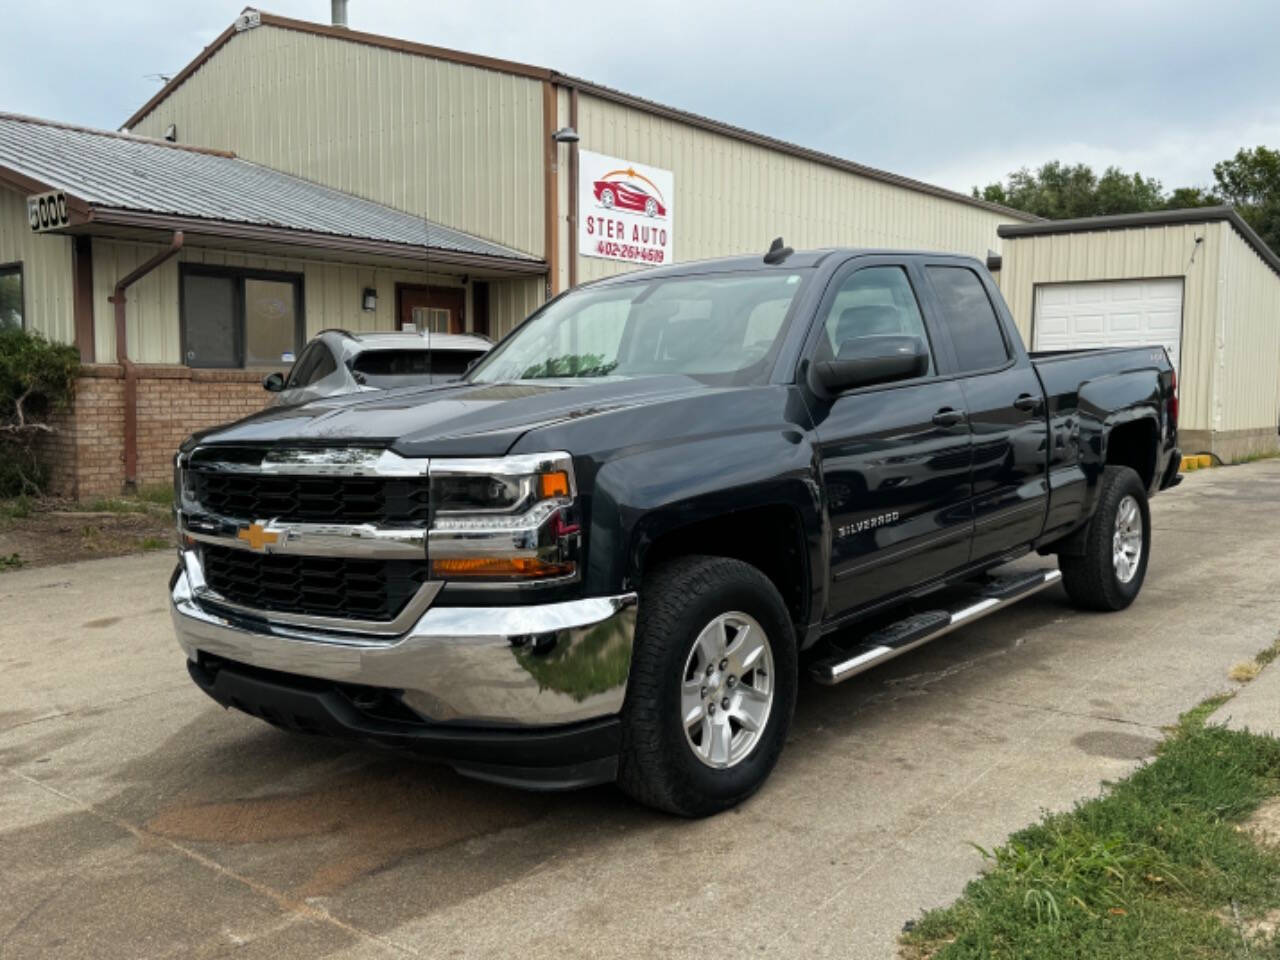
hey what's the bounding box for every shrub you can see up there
[0,326,79,496]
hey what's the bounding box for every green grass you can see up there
[71,491,172,514]
[70,484,172,514]
[901,698,1280,959]
[74,498,152,514]
[137,536,169,551]
[1256,637,1280,671]
[0,552,24,572]
[0,496,33,522]
[134,484,175,507]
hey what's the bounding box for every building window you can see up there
[180,265,303,368]
[0,262,22,330]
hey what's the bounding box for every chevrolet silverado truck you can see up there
[171,244,1181,816]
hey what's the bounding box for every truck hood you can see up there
[188,376,711,456]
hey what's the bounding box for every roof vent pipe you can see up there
[331,0,348,27]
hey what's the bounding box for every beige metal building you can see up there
[0,6,1277,498]
[119,10,1031,330]
[997,208,1280,461]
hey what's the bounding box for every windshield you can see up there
[468,270,808,386]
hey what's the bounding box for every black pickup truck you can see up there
[171,244,1181,816]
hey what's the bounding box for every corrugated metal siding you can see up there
[0,186,74,343]
[91,238,454,364]
[130,24,545,257]
[488,276,544,340]
[996,223,1220,431]
[1215,226,1280,433]
[572,93,1013,285]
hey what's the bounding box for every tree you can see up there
[1164,186,1220,210]
[975,148,1279,257]
[1212,147,1280,255]
[975,161,1165,220]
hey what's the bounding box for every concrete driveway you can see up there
[4,460,1280,959]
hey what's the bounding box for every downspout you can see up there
[568,87,579,289]
[106,231,183,492]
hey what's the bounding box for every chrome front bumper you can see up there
[171,558,637,728]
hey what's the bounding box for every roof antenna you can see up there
[763,236,793,265]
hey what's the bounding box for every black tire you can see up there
[617,555,797,817]
[1059,465,1151,611]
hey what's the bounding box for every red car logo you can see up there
[593,179,666,218]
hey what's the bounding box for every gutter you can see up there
[83,209,548,274]
[106,231,183,491]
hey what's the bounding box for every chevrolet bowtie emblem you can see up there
[236,523,280,551]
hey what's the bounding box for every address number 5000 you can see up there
[27,191,70,233]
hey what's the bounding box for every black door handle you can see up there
[1013,393,1040,413]
[932,407,966,428]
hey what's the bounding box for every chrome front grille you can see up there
[178,446,435,630]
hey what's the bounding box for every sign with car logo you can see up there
[578,149,674,266]
[27,190,71,233]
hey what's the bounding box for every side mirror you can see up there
[811,335,929,396]
[261,372,286,392]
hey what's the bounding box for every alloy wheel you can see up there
[1112,494,1143,583]
[680,611,774,769]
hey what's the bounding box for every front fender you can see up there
[589,432,822,594]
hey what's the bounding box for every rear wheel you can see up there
[618,556,797,817]
[1059,465,1151,611]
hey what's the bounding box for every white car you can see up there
[262,330,493,406]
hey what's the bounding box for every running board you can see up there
[810,568,1062,685]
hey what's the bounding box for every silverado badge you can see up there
[837,511,900,539]
[236,522,280,552]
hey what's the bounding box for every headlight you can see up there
[428,453,580,583]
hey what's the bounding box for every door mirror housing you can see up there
[811,335,929,396]
[261,371,286,392]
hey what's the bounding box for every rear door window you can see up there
[926,266,1010,372]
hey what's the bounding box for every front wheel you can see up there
[617,556,797,817]
[1059,465,1152,611]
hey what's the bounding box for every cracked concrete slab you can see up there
[2,459,1278,959]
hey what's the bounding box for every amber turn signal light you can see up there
[430,556,575,580]
[539,470,571,499]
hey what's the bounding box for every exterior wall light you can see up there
[551,127,580,143]
[362,287,377,311]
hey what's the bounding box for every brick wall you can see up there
[38,364,268,499]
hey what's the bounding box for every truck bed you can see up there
[1031,345,1175,404]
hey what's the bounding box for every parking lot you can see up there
[3,459,1279,959]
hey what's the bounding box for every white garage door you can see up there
[1033,278,1183,370]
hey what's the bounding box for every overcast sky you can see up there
[3,1,1278,196]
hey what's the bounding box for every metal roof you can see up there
[0,112,540,265]
[998,206,1280,282]
[121,10,1040,225]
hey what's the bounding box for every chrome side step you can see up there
[810,568,1063,685]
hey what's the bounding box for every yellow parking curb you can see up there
[1181,455,1213,471]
